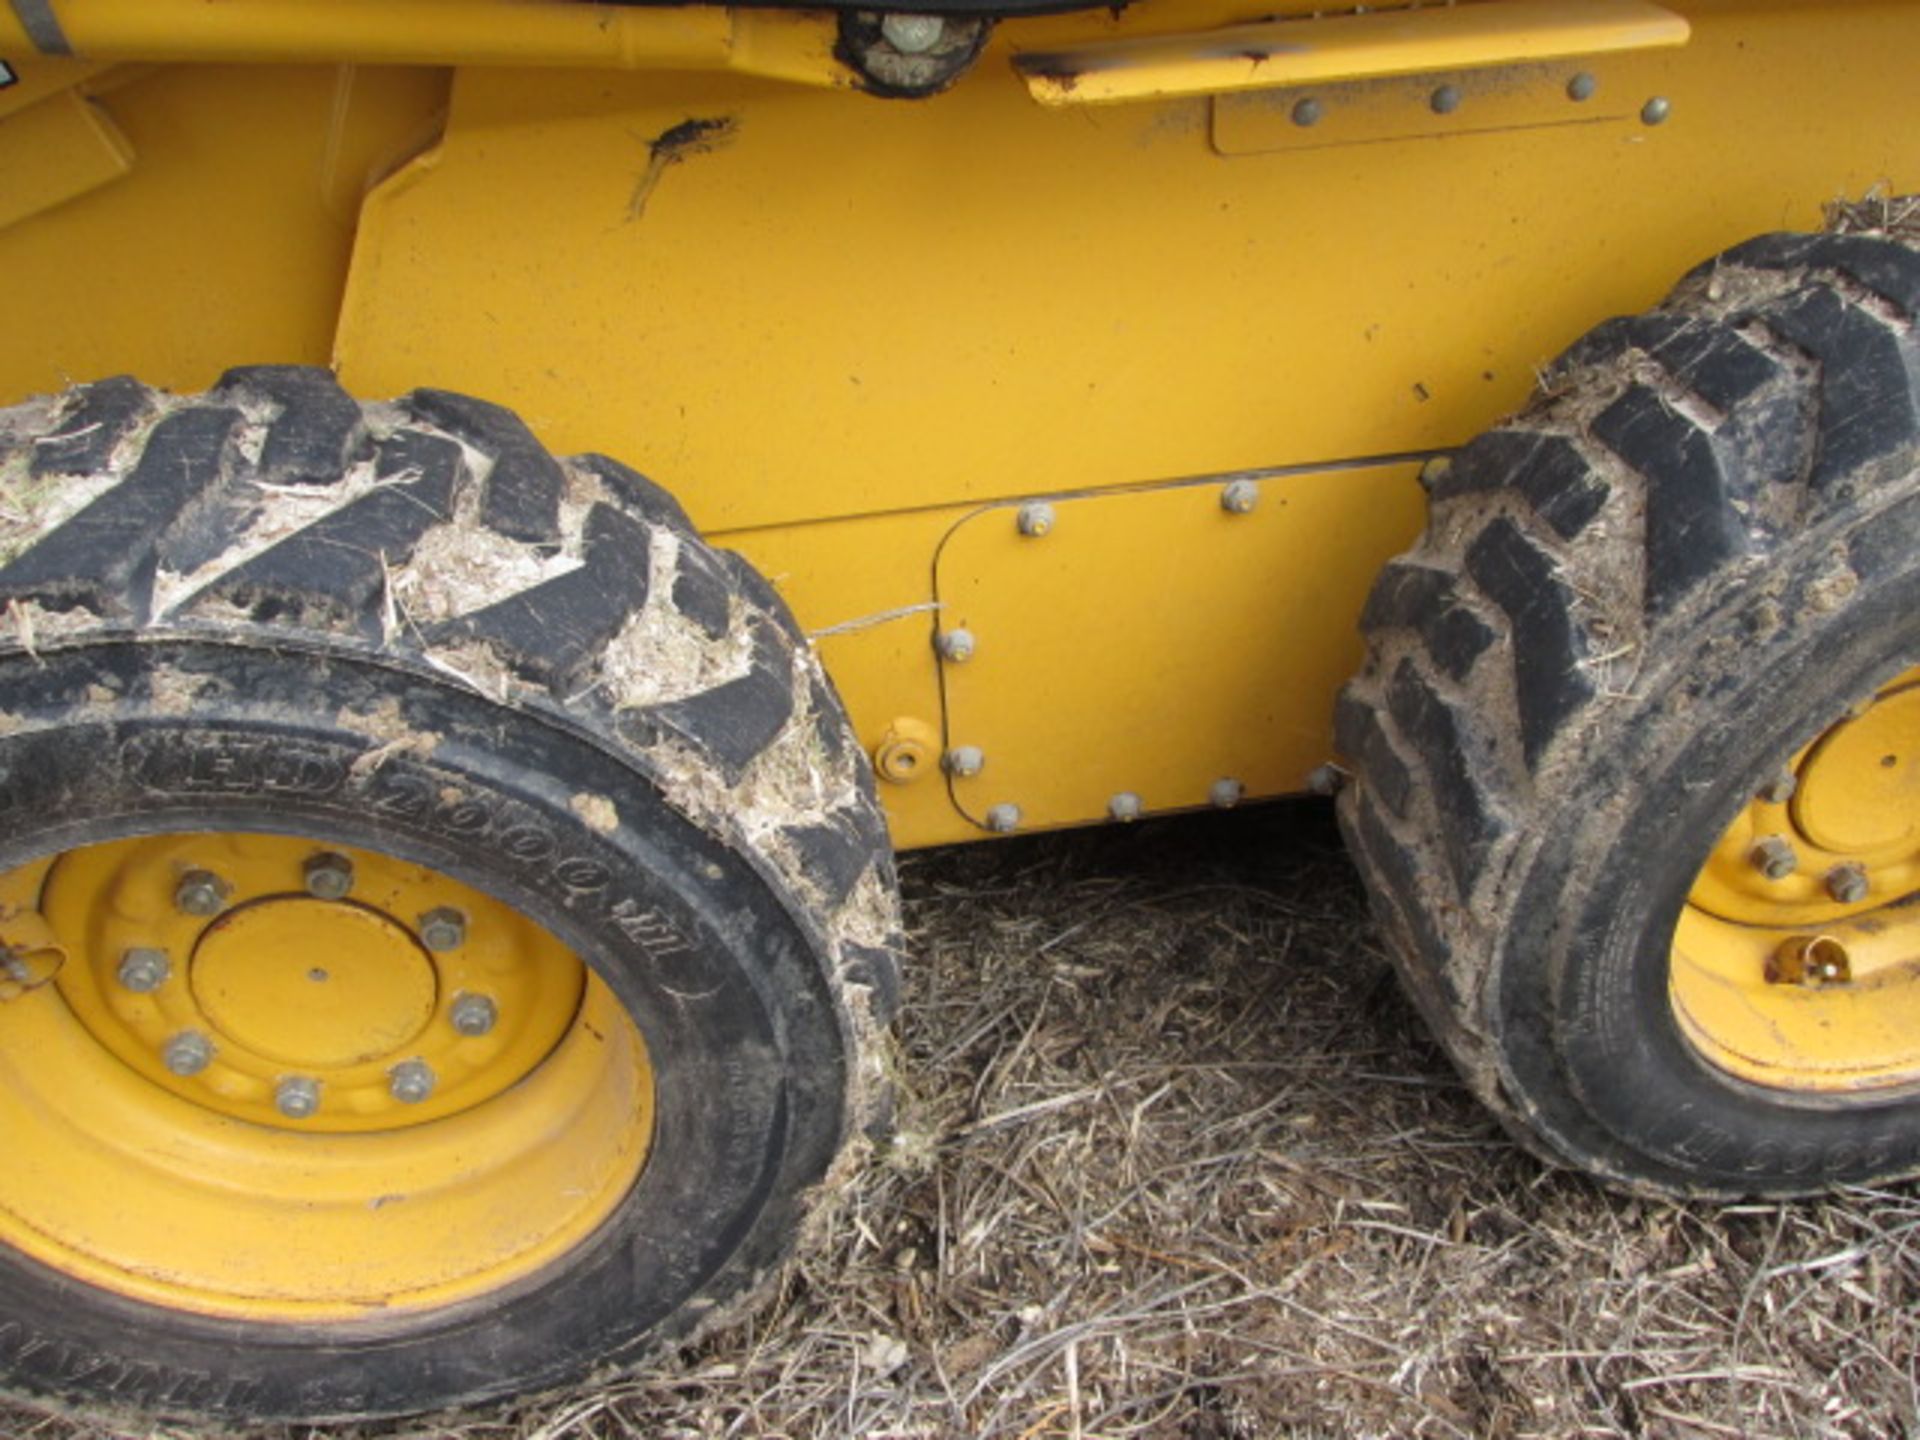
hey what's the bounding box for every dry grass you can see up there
[10,803,1918,1440]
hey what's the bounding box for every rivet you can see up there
[450,992,498,1037]
[880,12,945,53]
[1305,763,1345,797]
[1750,834,1798,881]
[1641,95,1671,126]
[1826,863,1869,905]
[944,745,985,778]
[1567,71,1597,102]
[275,1076,321,1120]
[388,1059,437,1104]
[985,803,1022,834]
[419,907,466,952]
[1418,456,1452,492]
[1108,791,1143,822]
[1758,770,1797,805]
[1016,502,1055,538]
[1430,84,1462,115]
[163,1030,213,1077]
[1292,96,1323,128]
[116,947,170,994]
[304,852,355,901]
[1220,479,1260,514]
[175,870,229,918]
[937,628,976,663]
[1210,777,1245,810]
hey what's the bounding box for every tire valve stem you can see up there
[1768,935,1852,988]
[1749,834,1798,881]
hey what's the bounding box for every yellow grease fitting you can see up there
[0,840,654,1320]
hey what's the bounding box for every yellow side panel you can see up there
[933,467,1426,833]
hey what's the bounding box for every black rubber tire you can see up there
[0,369,902,1423]
[1337,226,1920,1198]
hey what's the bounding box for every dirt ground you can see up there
[7,801,1917,1440]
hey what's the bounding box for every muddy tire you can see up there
[1338,227,1920,1197]
[0,369,900,1422]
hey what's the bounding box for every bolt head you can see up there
[1641,95,1671,126]
[1430,84,1462,115]
[880,12,946,53]
[275,1076,321,1120]
[985,803,1021,834]
[1827,864,1870,906]
[1305,763,1345,797]
[944,745,985,778]
[1567,71,1597,102]
[1291,96,1322,128]
[163,1030,213,1077]
[1418,456,1453,492]
[419,907,466,953]
[937,628,976,663]
[1220,479,1260,514]
[175,870,228,917]
[304,852,355,900]
[1210,778,1245,810]
[1016,502,1055,538]
[1108,792,1143,823]
[450,992,498,1037]
[117,946,170,994]
[1751,835,1798,881]
[388,1059,437,1104]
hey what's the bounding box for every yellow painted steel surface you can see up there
[0,836,653,1319]
[3,2,1920,848]
[1671,669,1920,1092]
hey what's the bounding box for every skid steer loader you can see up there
[2,0,1919,1422]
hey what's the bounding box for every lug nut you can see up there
[1827,863,1870,905]
[304,852,355,900]
[162,1030,213,1076]
[175,870,229,917]
[880,12,946,53]
[449,992,498,1037]
[388,1059,437,1104]
[944,745,985,778]
[275,1076,321,1120]
[1210,777,1245,810]
[1108,792,1143,823]
[1016,502,1055,538]
[937,628,976,663]
[1750,834,1798,881]
[1220,479,1260,514]
[116,947,170,994]
[419,908,466,952]
[1305,763,1345,797]
[985,803,1021,834]
[1758,770,1797,805]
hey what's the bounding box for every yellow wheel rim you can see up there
[0,832,653,1321]
[1672,667,1920,1094]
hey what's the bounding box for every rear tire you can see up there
[0,369,901,1422]
[1338,225,1920,1196]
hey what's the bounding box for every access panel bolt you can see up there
[1220,479,1260,514]
[304,852,355,901]
[419,908,466,953]
[1750,835,1798,881]
[1641,95,1671,126]
[275,1076,321,1120]
[117,947,170,994]
[985,803,1022,834]
[388,1059,437,1105]
[1827,863,1870,906]
[1016,502,1055,538]
[1109,792,1144,823]
[1430,83,1462,115]
[1567,71,1597,102]
[937,628,976,664]
[1292,96,1323,128]
[163,1030,213,1077]
[1210,777,1245,810]
[880,12,946,53]
[175,870,229,918]
[450,992,498,1038]
[944,745,985,778]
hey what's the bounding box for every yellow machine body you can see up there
[4,0,1918,849]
